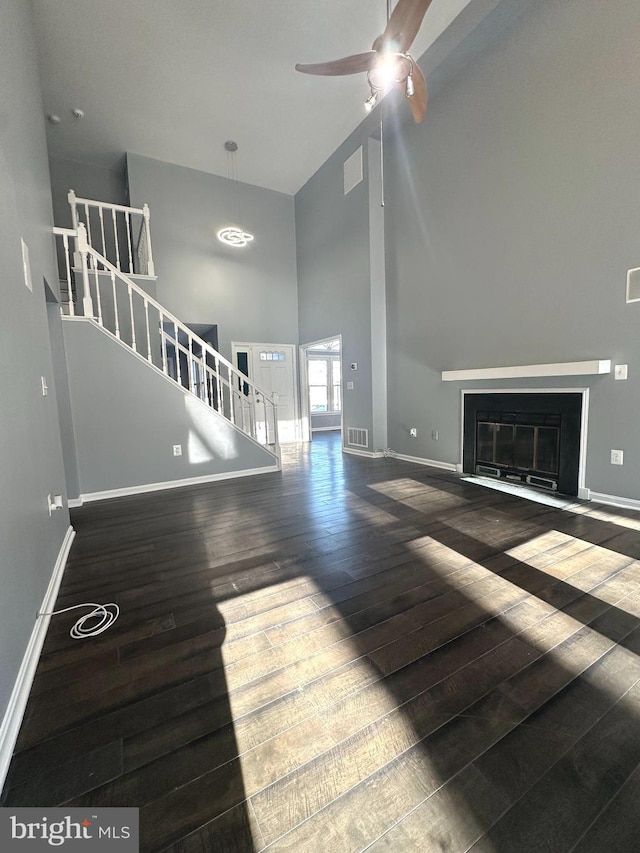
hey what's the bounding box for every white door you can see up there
[232,343,299,443]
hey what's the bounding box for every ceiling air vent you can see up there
[347,427,369,448]
[344,147,363,195]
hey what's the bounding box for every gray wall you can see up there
[295,134,376,451]
[48,156,128,228]
[63,319,277,497]
[126,154,299,361]
[47,302,80,500]
[311,414,341,431]
[384,0,640,500]
[0,1,70,723]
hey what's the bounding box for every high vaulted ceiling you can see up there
[31,0,481,195]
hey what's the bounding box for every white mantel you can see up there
[442,359,611,382]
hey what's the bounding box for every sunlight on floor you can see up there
[198,448,640,851]
[572,505,640,532]
[212,568,473,846]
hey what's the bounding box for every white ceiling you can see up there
[31,0,476,195]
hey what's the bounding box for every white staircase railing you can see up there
[54,223,280,460]
[68,190,155,278]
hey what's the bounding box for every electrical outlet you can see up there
[173,444,182,456]
[410,428,417,437]
[614,364,628,380]
[610,449,624,465]
[346,381,354,390]
[432,430,439,440]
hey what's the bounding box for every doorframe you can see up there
[299,334,343,443]
[231,341,301,441]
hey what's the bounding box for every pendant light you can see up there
[217,141,254,248]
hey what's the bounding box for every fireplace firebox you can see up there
[463,393,583,496]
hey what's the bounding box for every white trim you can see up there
[67,498,83,508]
[71,266,157,282]
[342,447,385,459]
[442,360,611,382]
[386,451,458,472]
[0,526,75,792]
[459,388,590,495]
[312,426,342,433]
[589,492,640,511]
[78,465,279,504]
[578,388,590,494]
[299,335,343,444]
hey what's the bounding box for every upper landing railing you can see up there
[68,189,155,278]
[55,198,280,461]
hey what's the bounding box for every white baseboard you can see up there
[67,498,83,508]
[311,426,341,433]
[78,464,280,504]
[0,525,75,793]
[342,447,386,459]
[386,451,458,472]
[589,491,640,511]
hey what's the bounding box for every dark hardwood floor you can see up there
[3,431,640,851]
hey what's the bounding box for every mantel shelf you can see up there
[442,359,611,382]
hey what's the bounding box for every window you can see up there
[308,355,341,413]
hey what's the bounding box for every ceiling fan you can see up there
[295,0,433,123]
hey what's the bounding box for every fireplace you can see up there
[463,393,583,496]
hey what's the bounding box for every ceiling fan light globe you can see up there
[405,74,415,98]
[375,53,403,91]
[364,91,378,113]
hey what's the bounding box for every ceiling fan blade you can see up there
[404,62,427,123]
[373,0,434,53]
[295,51,377,77]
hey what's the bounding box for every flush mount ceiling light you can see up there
[217,141,255,249]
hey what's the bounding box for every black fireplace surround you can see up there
[463,393,583,496]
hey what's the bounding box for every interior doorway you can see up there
[299,336,342,442]
[231,341,299,443]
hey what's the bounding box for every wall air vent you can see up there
[344,147,363,195]
[347,427,369,448]
[627,267,640,303]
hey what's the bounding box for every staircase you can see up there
[55,193,281,466]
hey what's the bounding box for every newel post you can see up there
[76,223,95,318]
[68,189,79,231]
[142,203,155,276]
[271,392,280,450]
